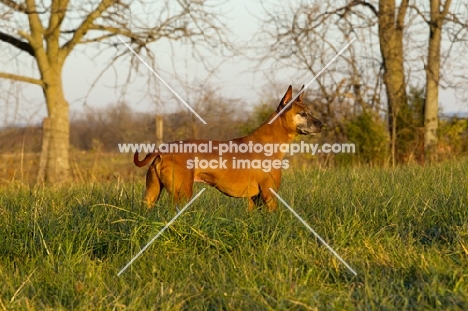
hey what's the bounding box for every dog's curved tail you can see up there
[134,152,158,167]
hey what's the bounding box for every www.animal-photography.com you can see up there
[0,1,467,310]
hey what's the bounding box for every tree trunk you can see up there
[378,0,408,167]
[424,27,441,161]
[37,118,50,184]
[42,75,70,184]
[424,0,451,161]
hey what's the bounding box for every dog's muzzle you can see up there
[298,117,323,134]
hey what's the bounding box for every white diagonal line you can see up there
[269,188,357,276]
[269,37,356,124]
[117,188,206,276]
[117,36,207,125]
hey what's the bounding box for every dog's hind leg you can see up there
[144,161,164,207]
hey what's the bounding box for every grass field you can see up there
[0,159,467,310]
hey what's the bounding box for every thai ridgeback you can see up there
[134,85,323,211]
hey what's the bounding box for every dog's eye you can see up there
[299,111,307,117]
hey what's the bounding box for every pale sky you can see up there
[0,0,467,127]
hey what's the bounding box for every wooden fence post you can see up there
[155,115,163,147]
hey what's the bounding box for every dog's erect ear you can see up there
[298,85,305,102]
[278,85,293,112]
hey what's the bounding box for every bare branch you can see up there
[351,0,378,17]
[60,0,115,58]
[74,33,117,44]
[0,31,34,56]
[411,0,454,26]
[397,0,409,30]
[25,0,45,46]
[46,0,70,41]
[0,0,26,13]
[324,1,378,20]
[0,71,44,87]
[441,0,453,17]
[408,5,430,24]
[87,24,133,39]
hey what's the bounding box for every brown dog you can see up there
[134,85,322,211]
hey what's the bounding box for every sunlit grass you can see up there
[0,159,467,310]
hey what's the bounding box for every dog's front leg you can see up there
[262,190,278,212]
[258,180,280,211]
[247,197,256,211]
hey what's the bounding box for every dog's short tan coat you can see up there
[134,85,322,211]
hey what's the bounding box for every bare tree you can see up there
[256,0,468,165]
[254,2,378,132]
[407,0,468,161]
[0,0,233,184]
[316,0,410,166]
[420,0,452,160]
[377,0,409,166]
[254,1,392,166]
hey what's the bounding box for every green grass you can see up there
[0,160,467,310]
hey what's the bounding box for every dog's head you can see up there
[276,85,323,135]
